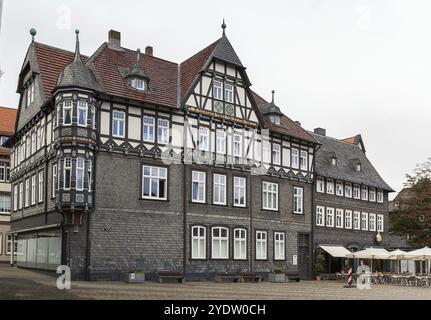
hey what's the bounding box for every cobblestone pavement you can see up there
[1,267,430,300]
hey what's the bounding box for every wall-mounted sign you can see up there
[292,255,298,266]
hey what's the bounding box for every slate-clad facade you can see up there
[6,26,320,280]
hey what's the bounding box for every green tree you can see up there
[390,158,431,247]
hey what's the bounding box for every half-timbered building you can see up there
[6,25,319,280]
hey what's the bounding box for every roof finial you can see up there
[221,19,226,36]
[136,48,141,65]
[74,29,81,62]
[30,28,37,42]
[271,90,275,104]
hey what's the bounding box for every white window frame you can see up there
[345,210,353,229]
[0,163,5,182]
[336,181,344,197]
[300,150,308,171]
[213,174,226,205]
[25,178,30,207]
[31,131,36,155]
[273,144,281,165]
[63,101,72,125]
[192,171,206,203]
[369,188,376,202]
[316,205,325,226]
[0,195,11,213]
[233,133,242,157]
[326,178,334,195]
[326,207,335,227]
[377,214,384,232]
[293,187,303,214]
[316,177,325,193]
[233,176,246,207]
[198,127,209,151]
[112,110,125,138]
[52,164,57,198]
[353,211,360,230]
[76,158,85,191]
[19,182,23,209]
[262,181,278,211]
[216,130,226,154]
[233,228,247,260]
[63,157,72,190]
[142,166,168,200]
[13,185,18,211]
[262,140,271,163]
[255,231,267,260]
[361,186,369,201]
[211,227,229,259]
[361,212,369,231]
[143,116,155,143]
[291,148,299,169]
[377,190,384,203]
[31,175,36,206]
[213,80,223,100]
[87,160,92,192]
[369,213,376,232]
[274,232,285,261]
[38,171,44,203]
[77,101,88,127]
[345,183,352,198]
[131,78,145,90]
[224,83,234,103]
[191,226,206,259]
[353,184,360,199]
[335,208,344,229]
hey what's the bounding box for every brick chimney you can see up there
[145,46,153,56]
[108,30,121,49]
[314,127,326,136]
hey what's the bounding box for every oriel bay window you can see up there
[213,174,226,205]
[274,232,285,260]
[77,101,88,126]
[262,181,278,211]
[233,177,246,207]
[234,228,246,260]
[192,171,206,203]
[255,231,267,260]
[142,166,167,200]
[191,226,206,259]
[293,187,303,214]
[157,119,169,144]
[143,116,155,142]
[212,227,229,259]
[76,158,85,191]
[63,158,72,190]
[52,164,57,198]
[112,110,125,138]
[63,101,72,125]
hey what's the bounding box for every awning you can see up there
[319,245,351,258]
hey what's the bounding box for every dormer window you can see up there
[131,78,146,91]
[331,158,337,166]
[356,164,361,172]
[26,80,35,107]
[270,115,281,125]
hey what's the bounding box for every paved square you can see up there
[0,267,430,300]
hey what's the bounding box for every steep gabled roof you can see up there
[311,132,393,191]
[252,91,318,144]
[0,106,17,135]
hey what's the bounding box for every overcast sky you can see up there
[1,0,430,198]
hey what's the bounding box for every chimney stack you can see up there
[314,127,326,136]
[145,46,153,56]
[108,30,121,49]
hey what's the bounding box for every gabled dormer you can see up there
[123,49,150,92]
[259,90,284,126]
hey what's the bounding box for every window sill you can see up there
[140,197,169,202]
[292,212,303,215]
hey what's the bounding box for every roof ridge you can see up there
[119,46,178,66]
[180,38,220,66]
[34,41,89,58]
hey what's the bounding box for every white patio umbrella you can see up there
[346,247,391,272]
[401,247,431,274]
[389,249,407,273]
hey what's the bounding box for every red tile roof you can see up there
[89,44,178,108]
[0,106,17,135]
[34,42,88,98]
[180,39,219,100]
[341,136,356,144]
[252,91,318,144]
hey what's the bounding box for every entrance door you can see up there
[298,233,311,279]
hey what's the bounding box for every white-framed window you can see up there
[233,228,247,260]
[274,232,285,260]
[13,185,18,211]
[216,130,226,154]
[293,187,303,214]
[326,178,334,195]
[158,118,170,145]
[353,211,360,230]
[52,164,57,198]
[225,83,234,103]
[336,181,344,196]
[87,160,92,192]
[38,171,43,203]
[0,163,5,182]
[256,231,267,260]
[331,157,337,166]
[76,158,85,191]
[233,133,242,157]
[25,178,30,207]
[31,131,36,155]
[273,144,281,165]
[212,227,229,259]
[336,208,344,228]
[270,115,281,125]
[361,212,369,230]
[77,101,88,127]
[377,214,384,232]
[291,148,299,169]
[233,176,246,207]
[63,157,72,190]
[19,182,23,209]
[131,78,146,90]
[198,127,209,151]
[345,183,352,198]
[361,186,368,201]
[213,80,223,100]
[192,171,206,203]
[369,213,376,231]
[326,207,335,227]
[36,127,41,150]
[377,190,384,203]
[367,188,375,202]
[142,116,155,142]
[262,181,278,211]
[316,205,325,226]
[213,174,226,205]
[0,195,11,213]
[63,100,72,125]
[300,150,308,171]
[26,81,34,107]
[356,163,361,172]
[91,106,96,129]
[316,177,325,193]
[262,141,271,163]
[31,175,36,205]
[56,104,60,127]
[142,166,167,200]
[191,226,206,259]
[353,184,360,199]
[112,110,125,138]
[345,210,352,229]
